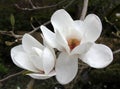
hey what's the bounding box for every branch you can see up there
[0,70,25,83]
[0,30,22,38]
[80,0,89,20]
[0,0,75,40]
[15,0,66,11]
[113,49,120,54]
[63,0,75,9]
[29,21,50,34]
[29,0,36,8]
[29,0,75,34]
[104,17,120,38]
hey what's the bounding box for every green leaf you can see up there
[10,14,15,27]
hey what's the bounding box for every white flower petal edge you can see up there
[83,14,102,42]
[79,44,113,68]
[29,47,44,71]
[40,25,57,48]
[32,47,56,74]
[51,9,82,41]
[71,42,93,55]
[55,52,78,84]
[55,30,70,53]
[27,70,56,79]
[42,47,55,74]
[74,20,85,39]
[40,25,63,50]
[11,45,25,68]
[51,9,75,37]
[13,51,39,72]
[22,34,44,53]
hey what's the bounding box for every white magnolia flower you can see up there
[11,34,56,79]
[40,9,113,84]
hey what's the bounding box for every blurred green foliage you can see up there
[0,63,8,73]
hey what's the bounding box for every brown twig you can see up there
[29,0,75,34]
[29,0,76,34]
[29,0,36,8]
[29,21,50,34]
[15,0,66,11]
[80,0,89,20]
[0,0,75,39]
[0,70,25,83]
[113,49,120,54]
[0,30,22,38]
[63,0,75,9]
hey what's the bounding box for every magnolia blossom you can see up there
[11,34,56,79]
[40,9,113,84]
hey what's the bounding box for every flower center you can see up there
[67,38,80,51]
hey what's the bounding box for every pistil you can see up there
[67,38,80,51]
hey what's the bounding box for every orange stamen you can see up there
[67,38,80,51]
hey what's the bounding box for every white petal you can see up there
[71,42,93,55]
[27,70,56,79]
[30,55,44,71]
[51,9,76,37]
[11,45,25,68]
[26,47,47,71]
[42,47,55,74]
[55,52,78,84]
[22,34,44,53]
[74,20,85,37]
[13,52,39,72]
[56,30,70,53]
[80,43,113,68]
[40,25,62,50]
[32,47,43,57]
[83,14,102,42]
[11,45,23,60]
[40,25,56,48]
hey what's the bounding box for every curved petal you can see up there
[11,45,24,68]
[30,47,44,71]
[40,25,62,50]
[13,52,39,72]
[80,43,113,68]
[83,14,102,42]
[32,47,42,57]
[74,20,85,37]
[71,42,93,55]
[30,55,44,71]
[51,9,76,38]
[27,70,56,79]
[11,45,23,60]
[55,52,78,84]
[42,47,55,74]
[22,34,44,53]
[56,30,70,53]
